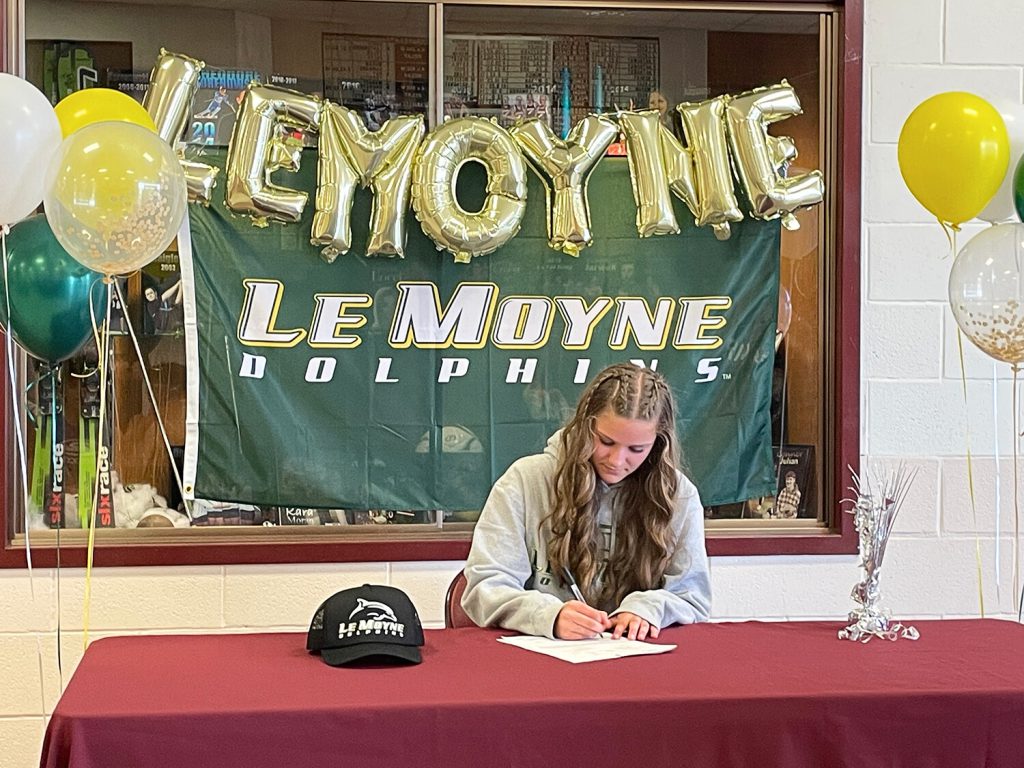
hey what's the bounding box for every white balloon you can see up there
[978,99,1024,224]
[0,74,62,227]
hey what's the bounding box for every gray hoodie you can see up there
[461,432,712,638]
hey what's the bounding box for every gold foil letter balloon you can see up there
[768,134,798,171]
[617,110,695,238]
[678,96,745,240]
[724,81,824,230]
[619,101,744,241]
[144,49,204,143]
[225,84,322,223]
[410,117,527,264]
[313,105,425,261]
[143,50,219,204]
[510,115,618,257]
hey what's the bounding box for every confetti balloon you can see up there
[42,121,187,276]
[948,222,1024,367]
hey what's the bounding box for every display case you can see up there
[0,0,862,566]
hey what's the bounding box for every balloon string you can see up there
[956,326,985,617]
[993,362,1002,603]
[48,367,64,686]
[1014,364,1022,622]
[1,226,52,713]
[55,497,63,692]
[940,221,959,258]
[86,279,105,372]
[225,335,243,456]
[112,279,193,519]
[47,367,59,525]
[774,261,795,516]
[1,226,36,588]
[770,323,790,520]
[83,281,112,649]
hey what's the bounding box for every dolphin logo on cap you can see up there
[348,598,398,622]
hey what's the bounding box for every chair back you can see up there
[444,571,475,628]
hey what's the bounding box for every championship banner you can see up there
[182,149,780,511]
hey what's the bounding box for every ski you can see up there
[29,362,65,528]
[28,370,49,515]
[77,345,116,529]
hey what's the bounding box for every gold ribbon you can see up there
[956,325,986,617]
[946,224,985,616]
[939,219,960,259]
[83,280,113,648]
[1013,365,1022,620]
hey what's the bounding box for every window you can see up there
[0,0,860,566]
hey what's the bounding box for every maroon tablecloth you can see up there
[40,619,1024,768]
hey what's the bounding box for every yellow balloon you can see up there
[898,92,1009,228]
[54,88,157,138]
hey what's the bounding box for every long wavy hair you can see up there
[545,363,681,608]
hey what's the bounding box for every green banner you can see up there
[183,149,780,511]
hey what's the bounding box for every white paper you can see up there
[496,632,676,663]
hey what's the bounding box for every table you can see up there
[40,619,1024,768]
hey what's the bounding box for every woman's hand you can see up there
[554,601,611,639]
[609,612,659,641]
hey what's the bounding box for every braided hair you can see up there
[546,363,681,608]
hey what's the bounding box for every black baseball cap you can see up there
[306,584,424,666]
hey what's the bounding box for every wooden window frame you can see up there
[0,0,860,567]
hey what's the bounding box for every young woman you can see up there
[461,363,711,641]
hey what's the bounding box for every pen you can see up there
[561,566,587,604]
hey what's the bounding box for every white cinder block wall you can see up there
[3,1,1023,765]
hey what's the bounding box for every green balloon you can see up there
[0,214,105,364]
[1014,156,1024,224]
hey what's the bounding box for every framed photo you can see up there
[766,444,815,519]
[705,444,816,521]
[187,68,261,148]
[704,444,815,524]
[140,251,184,337]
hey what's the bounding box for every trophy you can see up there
[838,463,920,643]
